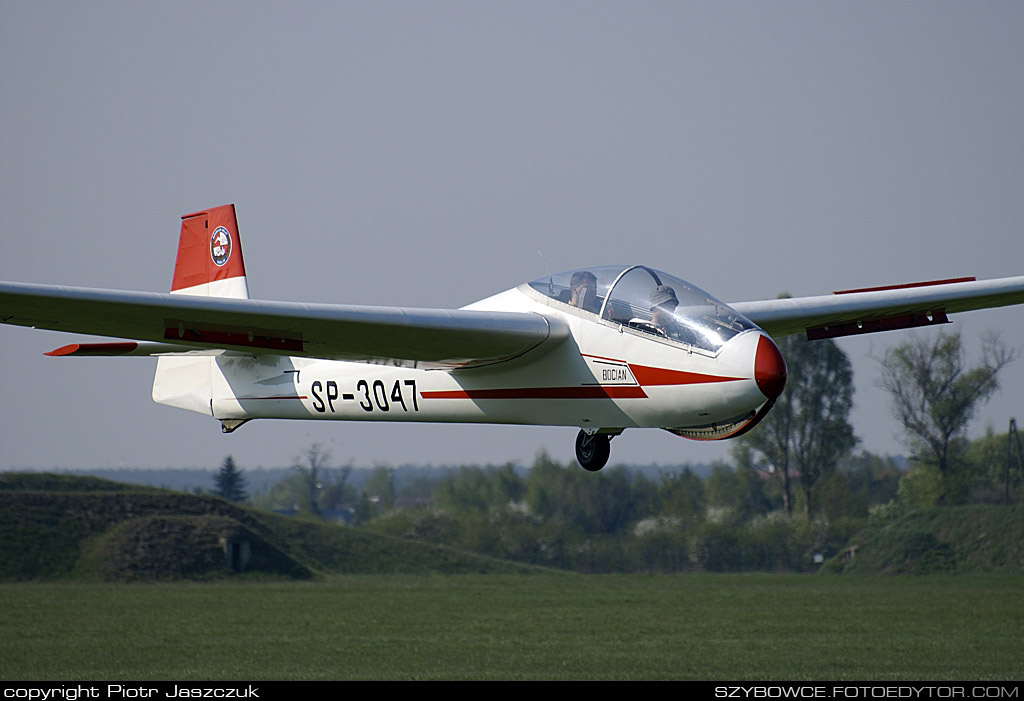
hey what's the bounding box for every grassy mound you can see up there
[0,471,164,492]
[827,504,1024,574]
[78,514,311,581]
[0,473,542,581]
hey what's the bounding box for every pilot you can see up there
[569,270,600,313]
[649,285,682,338]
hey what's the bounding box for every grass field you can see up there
[2,574,1021,680]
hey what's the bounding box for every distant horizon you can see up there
[3,452,909,473]
[3,455,911,489]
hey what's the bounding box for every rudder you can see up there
[170,204,249,299]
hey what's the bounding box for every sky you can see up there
[1,1,1022,472]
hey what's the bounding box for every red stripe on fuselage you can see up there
[422,386,649,400]
[421,362,744,401]
[627,363,743,386]
[236,395,307,401]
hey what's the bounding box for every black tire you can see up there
[575,430,611,472]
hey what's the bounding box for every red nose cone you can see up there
[755,334,787,401]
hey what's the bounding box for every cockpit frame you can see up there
[525,264,758,355]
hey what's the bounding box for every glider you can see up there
[2,204,1023,470]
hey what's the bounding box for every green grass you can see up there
[2,574,1021,680]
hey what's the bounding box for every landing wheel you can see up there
[575,430,611,472]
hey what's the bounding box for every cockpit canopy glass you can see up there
[528,265,757,353]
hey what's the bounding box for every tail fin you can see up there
[171,204,249,299]
[154,204,249,417]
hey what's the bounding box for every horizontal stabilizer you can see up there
[45,342,230,356]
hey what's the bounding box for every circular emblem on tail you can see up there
[210,226,232,266]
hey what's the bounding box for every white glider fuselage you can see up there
[165,282,782,441]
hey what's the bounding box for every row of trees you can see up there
[358,432,1013,573]
[362,452,895,572]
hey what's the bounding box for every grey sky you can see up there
[2,2,1021,471]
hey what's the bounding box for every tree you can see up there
[733,333,858,516]
[363,464,396,513]
[655,468,706,526]
[317,470,355,513]
[705,461,776,521]
[878,331,1015,501]
[433,464,524,513]
[212,455,248,503]
[523,452,634,534]
[290,444,333,516]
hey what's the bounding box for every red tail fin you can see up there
[170,204,249,298]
